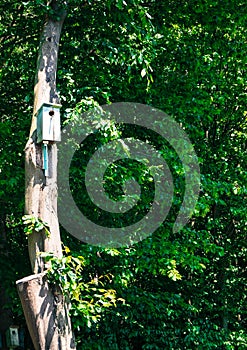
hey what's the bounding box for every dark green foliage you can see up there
[0,0,247,349]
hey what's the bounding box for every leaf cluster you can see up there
[42,248,121,329]
[22,215,50,237]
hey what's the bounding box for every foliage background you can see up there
[0,0,247,349]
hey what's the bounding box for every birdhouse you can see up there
[6,326,20,348]
[37,102,61,143]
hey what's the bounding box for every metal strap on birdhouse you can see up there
[42,142,49,177]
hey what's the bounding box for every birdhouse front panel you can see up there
[6,326,20,347]
[37,103,61,143]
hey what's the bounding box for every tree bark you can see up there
[17,2,76,349]
[16,274,75,350]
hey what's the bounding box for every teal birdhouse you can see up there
[6,326,20,348]
[37,102,61,143]
[36,102,61,177]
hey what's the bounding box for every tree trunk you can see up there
[16,274,75,350]
[16,2,76,349]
